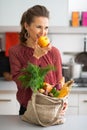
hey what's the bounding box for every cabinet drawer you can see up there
[0,93,19,115]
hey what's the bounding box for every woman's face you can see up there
[25,16,49,43]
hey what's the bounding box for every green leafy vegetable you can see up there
[18,62,56,92]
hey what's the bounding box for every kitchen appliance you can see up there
[75,36,87,64]
[62,62,76,81]
[74,36,87,87]
[74,77,87,87]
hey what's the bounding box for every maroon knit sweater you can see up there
[9,44,62,108]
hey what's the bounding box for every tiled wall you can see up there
[49,34,87,64]
[0,32,87,65]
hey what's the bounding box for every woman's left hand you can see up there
[60,99,68,117]
[33,43,52,59]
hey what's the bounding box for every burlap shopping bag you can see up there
[21,92,67,127]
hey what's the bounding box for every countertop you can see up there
[71,87,87,94]
[0,115,87,130]
[0,78,17,92]
[0,77,87,94]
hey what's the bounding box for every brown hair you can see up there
[19,5,49,44]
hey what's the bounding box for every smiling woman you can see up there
[9,5,63,116]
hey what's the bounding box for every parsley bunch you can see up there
[18,62,55,92]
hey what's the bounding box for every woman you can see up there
[9,5,63,115]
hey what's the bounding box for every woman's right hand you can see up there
[33,43,51,59]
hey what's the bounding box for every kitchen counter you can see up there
[0,78,17,92]
[0,78,19,115]
[0,77,87,94]
[0,115,87,130]
[71,86,87,94]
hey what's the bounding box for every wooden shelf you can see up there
[48,26,87,34]
[0,26,21,32]
[0,26,87,34]
[63,52,80,56]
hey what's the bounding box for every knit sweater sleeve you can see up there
[52,47,62,84]
[9,45,32,107]
[9,45,24,89]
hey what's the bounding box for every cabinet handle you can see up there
[0,99,11,102]
[83,100,87,103]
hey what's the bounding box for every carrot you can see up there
[43,82,53,93]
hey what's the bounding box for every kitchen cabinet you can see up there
[66,88,87,115]
[0,91,19,115]
[0,0,68,26]
[79,94,87,115]
[0,79,19,115]
[66,93,79,115]
[49,26,87,34]
[69,0,87,20]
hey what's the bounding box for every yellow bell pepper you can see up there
[58,80,74,98]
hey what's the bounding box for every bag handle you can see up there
[32,93,63,127]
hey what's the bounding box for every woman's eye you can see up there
[45,27,48,30]
[36,26,41,28]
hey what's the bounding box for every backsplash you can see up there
[49,33,87,63]
[0,32,87,64]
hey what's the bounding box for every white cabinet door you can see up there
[0,92,19,115]
[66,107,78,115]
[0,0,68,26]
[66,93,87,115]
[66,93,79,115]
[79,94,87,115]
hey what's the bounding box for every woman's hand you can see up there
[33,43,52,59]
[60,98,68,116]
[3,72,12,81]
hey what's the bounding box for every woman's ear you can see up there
[24,22,28,30]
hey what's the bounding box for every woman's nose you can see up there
[40,29,46,35]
